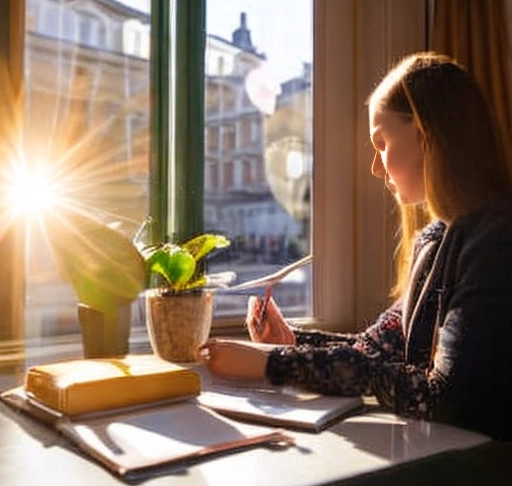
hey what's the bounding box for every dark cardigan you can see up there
[419,200,512,440]
[266,197,512,440]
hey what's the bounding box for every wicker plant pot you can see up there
[145,289,213,363]
[77,303,131,358]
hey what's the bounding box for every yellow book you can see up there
[24,354,201,416]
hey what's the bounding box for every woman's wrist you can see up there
[199,339,275,381]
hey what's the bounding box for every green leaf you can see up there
[181,234,230,262]
[44,209,146,313]
[145,246,196,290]
[138,232,232,292]
[182,275,208,291]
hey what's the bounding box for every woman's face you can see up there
[369,107,425,204]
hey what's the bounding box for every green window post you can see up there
[150,0,206,245]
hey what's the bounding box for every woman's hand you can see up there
[198,339,278,381]
[246,293,296,345]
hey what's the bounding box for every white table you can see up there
[0,397,495,486]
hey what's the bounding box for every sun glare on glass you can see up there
[7,162,62,218]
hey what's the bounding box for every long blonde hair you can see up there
[370,52,512,297]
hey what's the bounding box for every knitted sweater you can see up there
[266,198,512,440]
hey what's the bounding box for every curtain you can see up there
[430,0,512,163]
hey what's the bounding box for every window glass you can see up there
[24,0,151,362]
[21,0,312,366]
[205,0,313,320]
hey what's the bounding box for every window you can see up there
[0,0,427,384]
[205,161,219,191]
[26,0,38,31]
[62,9,76,42]
[216,55,225,75]
[222,124,236,150]
[43,4,59,35]
[242,159,251,185]
[123,19,150,58]
[78,12,93,45]
[223,160,234,190]
[206,83,220,113]
[75,9,106,48]
[240,117,252,145]
[206,125,219,152]
[19,0,152,365]
[205,3,313,325]
[221,85,236,112]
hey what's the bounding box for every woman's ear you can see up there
[371,150,386,179]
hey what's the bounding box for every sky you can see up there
[117,0,312,82]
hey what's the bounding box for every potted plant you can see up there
[45,208,146,358]
[135,223,234,362]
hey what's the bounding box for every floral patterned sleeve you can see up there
[292,328,359,347]
[266,304,404,396]
[266,303,442,419]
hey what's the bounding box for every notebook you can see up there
[196,368,364,432]
[0,386,294,478]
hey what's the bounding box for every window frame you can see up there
[0,0,26,370]
[0,0,427,363]
[310,0,426,332]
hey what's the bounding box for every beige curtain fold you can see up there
[430,0,512,166]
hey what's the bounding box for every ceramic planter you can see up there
[77,303,131,358]
[145,289,213,362]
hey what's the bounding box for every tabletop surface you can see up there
[0,395,490,486]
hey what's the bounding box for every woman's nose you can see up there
[371,151,386,179]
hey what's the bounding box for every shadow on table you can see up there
[324,441,512,486]
[325,415,512,486]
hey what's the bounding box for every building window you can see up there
[217,55,225,75]
[206,82,220,113]
[255,155,265,182]
[206,125,219,152]
[205,162,219,191]
[223,160,234,190]
[222,124,235,151]
[77,11,104,47]
[43,4,59,36]
[123,19,150,58]
[222,85,236,112]
[62,9,75,42]
[240,117,252,145]
[26,0,39,32]
[242,158,252,185]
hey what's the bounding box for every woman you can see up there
[199,52,512,440]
